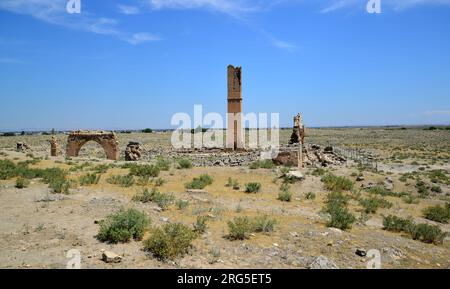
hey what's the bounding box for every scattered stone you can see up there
[307,256,339,269]
[16,142,31,152]
[355,248,367,257]
[160,217,169,223]
[383,177,394,190]
[290,232,299,238]
[285,170,304,181]
[102,250,122,263]
[356,176,365,182]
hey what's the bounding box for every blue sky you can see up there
[0,0,450,131]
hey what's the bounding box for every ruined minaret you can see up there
[227,65,243,150]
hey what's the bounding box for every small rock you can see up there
[356,176,365,182]
[273,243,279,247]
[160,217,169,222]
[355,248,367,257]
[102,251,122,263]
[328,227,343,234]
[290,232,299,238]
[285,170,304,181]
[307,256,339,269]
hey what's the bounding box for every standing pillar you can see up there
[227,65,244,150]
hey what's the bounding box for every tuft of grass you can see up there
[49,178,70,194]
[175,199,189,210]
[155,156,170,171]
[277,190,292,202]
[225,177,240,190]
[252,215,277,233]
[97,208,149,243]
[79,173,100,186]
[422,204,450,223]
[129,164,160,178]
[227,216,253,240]
[185,174,214,190]
[177,158,192,169]
[382,215,446,245]
[132,188,174,210]
[359,196,393,214]
[321,173,353,192]
[193,215,208,235]
[305,192,316,200]
[323,191,355,230]
[244,182,261,194]
[107,175,135,187]
[15,177,30,189]
[249,160,275,169]
[144,223,196,260]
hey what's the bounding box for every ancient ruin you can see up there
[125,142,141,161]
[66,130,119,160]
[289,113,305,145]
[16,142,30,152]
[227,65,244,150]
[50,135,60,157]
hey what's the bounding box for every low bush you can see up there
[305,192,316,200]
[423,204,450,223]
[359,196,393,214]
[323,191,355,230]
[49,178,70,194]
[144,223,196,260]
[107,175,135,187]
[277,190,292,202]
[252,215,277,233]
[79,173,100,186]
[155,156,170,171]
[97,208,149,243]
[227,217,253,240]
[177,159,192,169]
[193,215,208,235]
[244,182,261,194]
[132,188,175,210]
[225,177,240,190]
[15,177,30,189]
[321,174,353,192]
[129,164,160,178]
[175,199,189,210]
[249,160,275,169]
[185,174,214,190]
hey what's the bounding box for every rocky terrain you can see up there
[0,127,449,269]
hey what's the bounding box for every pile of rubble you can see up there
[125,142,141,161]
[273,144,346,167]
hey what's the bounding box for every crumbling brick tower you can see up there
[227,65,244,150]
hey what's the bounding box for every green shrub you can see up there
[249,160,275,169]
[402,193,418,204]
[177,158,192,169]
[92,164,110,174]
[97,208,149,243]
[185,174,214,190]
[252,215,276,233]
[321,173,353,192]
[129,164,160,178]
[155,156,170,171]
[305,192,316,200]
[49,178,70,194]
[79,173,100,186]
[193,216,208,235]
[359,196,393,214]
[244,182,261,194]
[423,204,450,223]
[278,190,292,202]
[227,217,253,240]
[144,223,196,260]
[0,160,17,180]
[154,177,166,187]
[326,206,356,230]
[431,185,442,193]
[15,177,30,189]
[175,199,189,210]
[107,175,135,187]
[132,188,174,210]
[410,223,446,244]
[382,215,415,232]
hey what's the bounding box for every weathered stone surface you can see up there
[66,130,119,160]
[285,170,304,181]
[50,135,60,157]
[102,250,122,263]
[125,141,141,161]
[16,142,30,152]
[227,65,244,150]
[289,113,305,145]
[307,255,339,269]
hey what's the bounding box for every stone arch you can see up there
[66,130,119,160]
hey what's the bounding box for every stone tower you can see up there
[227,65,243,150]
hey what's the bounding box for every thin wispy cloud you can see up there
[321,0,450,13]
[0,0,157,44]
[117,4,140,15]
[124,32,161,44]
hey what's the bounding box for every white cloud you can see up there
[117,4,140,15]
[0,0,158,44]
[147,0,261,17]
[124,33,161,44]
[321,0,450,13]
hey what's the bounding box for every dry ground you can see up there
[0,127,449,269]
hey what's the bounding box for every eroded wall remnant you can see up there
[289,113,305,145]
[125,141,141,161]
[66,130,119,160]
[50,135,60,157]
[227,65,244,150]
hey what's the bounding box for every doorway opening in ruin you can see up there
[66,131,119,160]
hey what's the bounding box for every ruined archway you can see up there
[66,130,119,160]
